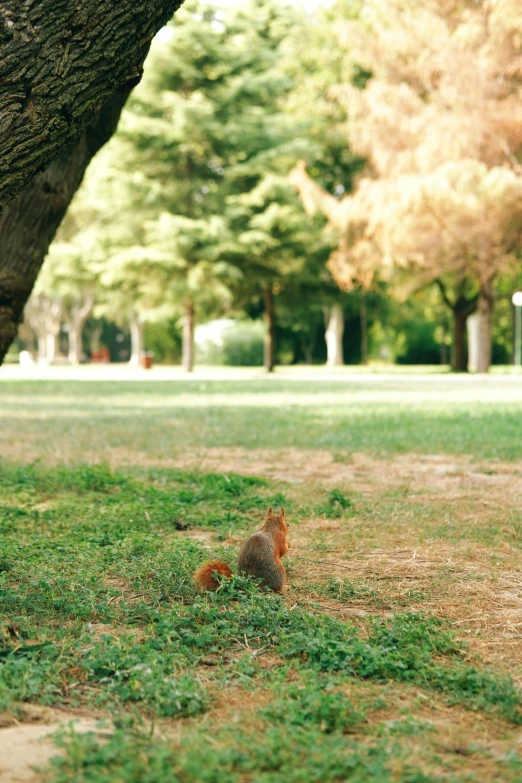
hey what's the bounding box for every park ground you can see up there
[1,365,522,782]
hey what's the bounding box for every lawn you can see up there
[1,366,522,782]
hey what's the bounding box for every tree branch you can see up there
[435,278,454,310]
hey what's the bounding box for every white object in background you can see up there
[512,292,522,367]
[467,313,482,372]
[19,350,35,367]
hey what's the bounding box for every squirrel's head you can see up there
[266,506,289,535]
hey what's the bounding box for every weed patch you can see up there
[48,720,426,783]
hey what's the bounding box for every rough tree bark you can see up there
[67,295,95,364]
[264,286,276,373]
[182,299,195,373]
[324,303,344,367]
[0,0,183,365]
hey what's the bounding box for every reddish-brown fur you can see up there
[193,561,233,591]
[193,507,290,592]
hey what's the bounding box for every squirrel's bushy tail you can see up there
[194,560,233,591]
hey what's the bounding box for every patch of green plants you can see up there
[187,589,522,724]
[261,676,366,734]
[317,488,353,518]
[48,719,425,783]
[320,577,379,603]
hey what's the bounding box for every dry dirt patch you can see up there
[0,707,105,783]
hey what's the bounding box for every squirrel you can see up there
[193,506,290,593]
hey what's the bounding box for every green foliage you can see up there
[49,723,403,783]
[220,321,265,366]
[321,578,378,604]
[195,320,265,366]
[144,319,181,364]
[317,489,353,518]
[261,678,365,733]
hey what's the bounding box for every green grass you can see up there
[2,373,522,781]
[1,375,522,459]
[1,462,522,781]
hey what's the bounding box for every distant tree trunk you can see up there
[264,286,276,373]
[325,303,344,366]
[183,299,195,373]
[45,333,59,364]
[37,336,47,364]
[24,294,62,365]
[68,323,83,366]
[129,313,144,367]
[452,307,468,372]
[67,296,94,364]
[436,279,477,372]
[90,325,103,356]
[17,320,36,353]
[360,293,368,365]
[474,282,494,373]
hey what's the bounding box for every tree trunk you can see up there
[45,333,58,364]
[129,314,144,367]
[68,323,83,365]
[90,325,103,355]
[0,0,182,213]
[183,299,195,373]
[67,296,94,364]
[451,307,468,372]
[360,293,368,365]
[325,303,345,367]
[24,294,63,365]
[37,336,47,364]
[264,286,276,373]
[0,0,183,366]
[0,90,130,366]
[474,283,494,373]
[436,280,477,373]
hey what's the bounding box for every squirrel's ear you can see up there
[280,507,285,517]
[267,506,273,517]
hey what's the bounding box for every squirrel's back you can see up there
[238,530,285,592]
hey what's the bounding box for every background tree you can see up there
[69,0,323,371]
[39,237,99,364]
[226,176,330,371]
[23,294,63,365]
[290,0,522,372]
